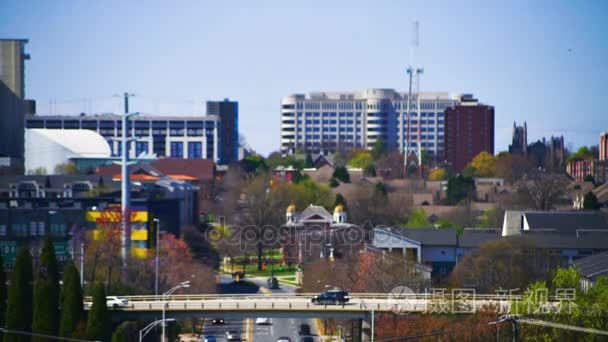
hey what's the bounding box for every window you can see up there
[170,142,184,158]
[0,225,6,236]
[188,142,202,159]
[135,141,148,156]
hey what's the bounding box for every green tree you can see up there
[446,175,475,205]
[86,285,110,342]
[0,254,6,340]
[583,191,600,210]
[328,178,339,188]
[363,164,376,177]
[241,155,267,173]
[568,146,594,162]
[110,322,138,342]
[4,245,34,342]
[428,168,448,181]
[32,237,60,341]
[348,151,373,169]
[332,166,350,183]
[371,138,387,160]
[59,261,84,338]
[405,208,430,228]
[305,153,314,168]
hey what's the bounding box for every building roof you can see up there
[97,158,215,182]
[380,227,458,246]
[27,129,111,158]
[521,232,608,249]
[458,229,502,248]
[298,205,333,222]
[0,175,116,190]
[524,211,608,233]
[574,251,608,280]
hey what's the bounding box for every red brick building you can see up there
[443,96,494,172]
[601,132,608,161]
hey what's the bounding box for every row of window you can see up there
[0,223,67,237]
[26,119,216,130]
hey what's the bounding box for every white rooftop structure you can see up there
[25,128,111,174]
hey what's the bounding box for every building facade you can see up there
[443,96,495,172]
[601,132,608,162]
[567,159,608,184]
[206,99,239,164]
[0,39,30,174]
[25,114,222,163]
[280,89,466,158]
[509,121,527,155]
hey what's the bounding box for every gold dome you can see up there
[286,204,297,213]
[333,204,345,214]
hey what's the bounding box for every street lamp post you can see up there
[139,318,175,342]
[154,218,160,296]
[162,281,190,342]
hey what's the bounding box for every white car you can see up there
[106,296,129,309]
[277,338,291,342]
[225,331,240,341]
[255,317,271,325]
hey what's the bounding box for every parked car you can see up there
[106,296,129,309]
[277,337,291,342]
[203,336,216,342]
[255,317,271,325]
[267,276,280,289]
[311,289,350,305]
[225,330,240,341]
[211,318,225,325]
[298,323,311,335]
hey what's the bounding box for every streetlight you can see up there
[153,218,160,296]
[162,281,190,342]
[139,318,175,342]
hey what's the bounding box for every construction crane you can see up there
[404,21,424,177]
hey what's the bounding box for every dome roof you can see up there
[334,204,345,214]
[286,204,296,213]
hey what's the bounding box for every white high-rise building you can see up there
[280,89,464,158]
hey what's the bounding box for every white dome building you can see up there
[25,128,112,174]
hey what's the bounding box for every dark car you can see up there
[298,323,311,335]
[211,318,225,325]
[267,276,280,289]
[311,289,350,305]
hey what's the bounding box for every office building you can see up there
[601,132,608,162]
[26,113,222,163]
[280,89,466,157]
[443,95,495,172]
[0,39,30,174]
[206,99,239,164]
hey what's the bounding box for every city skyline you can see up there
[1,0,606,155]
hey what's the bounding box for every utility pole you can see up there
[117,92,138,267]
[405,21,424,177]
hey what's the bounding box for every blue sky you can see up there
[2,0,607,155]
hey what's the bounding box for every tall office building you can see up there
[0,39,30,173]
[280,89,465,157]
[443,95,495,172]
[26,114,221,162]
[206,99,238,164]
[601,132,608,162]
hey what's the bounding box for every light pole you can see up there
[154,218,160,296]
[139,318,175,342]
[162,281,190,342]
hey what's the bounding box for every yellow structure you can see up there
[85,209,151,259]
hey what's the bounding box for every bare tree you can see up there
[515,170,570,210]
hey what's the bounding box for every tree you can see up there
[0,254,5,340]
[446,175,475,205]
[405,208,430,228]
[371,138,387,160]
[363,164,376,177]
[583,191,600,210]
[110,322,138,342]
[4,245,33,342]
[494,152,535,183]
[241,155,267,174]
[428,168,447,181]
[332,166,350,183]
[567,146,594,162]
[305,153,314,168]
[86,285,110,342]
[347,151,373,169]
[32,237,60,341]
[516,171,569,210]
[333,193,348,213]
[469,151,496,177]
[54,162,77,175]
[59,261,84,338]
[328,178,339,188]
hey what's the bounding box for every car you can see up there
[255,317,271,325]
[203,336,216,342]
[298,323,311,335]
[311,289,350,305]
[106,296,129,309]
[225,330,240,341]
[211,318,225,325]
[267,276,280,289]
[277,337,291,342]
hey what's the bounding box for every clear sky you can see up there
[2,0,607,155]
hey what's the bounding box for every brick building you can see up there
[443,95,495,172]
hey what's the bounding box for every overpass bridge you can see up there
[88,293,562,321]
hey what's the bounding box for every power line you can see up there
[518,317,608,336]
